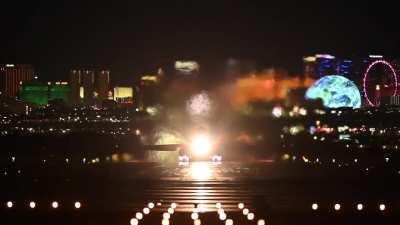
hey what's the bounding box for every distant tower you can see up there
[303,56,317,79]
[82,70,95,105]
[69,69,81,105]
[375,84,381,106]
[337,59,353,78]
[0,64,34,97]
[96,70,110,100]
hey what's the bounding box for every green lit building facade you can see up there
[19,81,70,106]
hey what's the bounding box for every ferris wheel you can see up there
[362,60,398,106]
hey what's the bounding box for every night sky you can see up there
[1,1,399,82]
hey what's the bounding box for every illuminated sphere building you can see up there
[305,75,361,109]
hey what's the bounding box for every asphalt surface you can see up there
[1,161,399,225]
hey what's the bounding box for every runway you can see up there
[1,161,399,225]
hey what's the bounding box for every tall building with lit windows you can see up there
[303,54,337,78]
[303,56,317,78]
[315,54,336,78]
[69,68,110,105]
[0,64,34,97]
[96,70,110,100]
[69,69,82,104]
[82,70,95,104]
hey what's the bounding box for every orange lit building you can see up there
[0,64,34,97]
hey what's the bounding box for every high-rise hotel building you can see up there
[0,64,34,97]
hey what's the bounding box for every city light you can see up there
[272,106,283,118]
[175,60,200,73]
[315,54,335,59]
[303,56,316,62]
[369,55,384,59]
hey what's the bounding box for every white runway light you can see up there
[197,203,206,212]
[171,202,177,209]
[238,203,244,209]
[242,208,249,215]
[225,219,233,225]
[379,204,386,211]
[334,203,341,211]
[162,219,170,225]
[168,207,174,214]
[136,212,143,220]
[357,203,363,211]
[219,212,227,221]
[257,219,266,225]
[74,201,81,209]
[163,212,170,220]
[148,202,155,209]
[52,201,59,209]
[216,202,222,209]
[312,203,318,210]
[6,201,13,208]
[191,212,199,220]
[130,218,139,225]
[194,219,201,225]
[247,213,254,220]
[29,201,36,209]
[143,207,150,214]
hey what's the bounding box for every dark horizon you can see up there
[1,1,399,81]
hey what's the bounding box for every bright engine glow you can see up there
[191,134,212,156]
